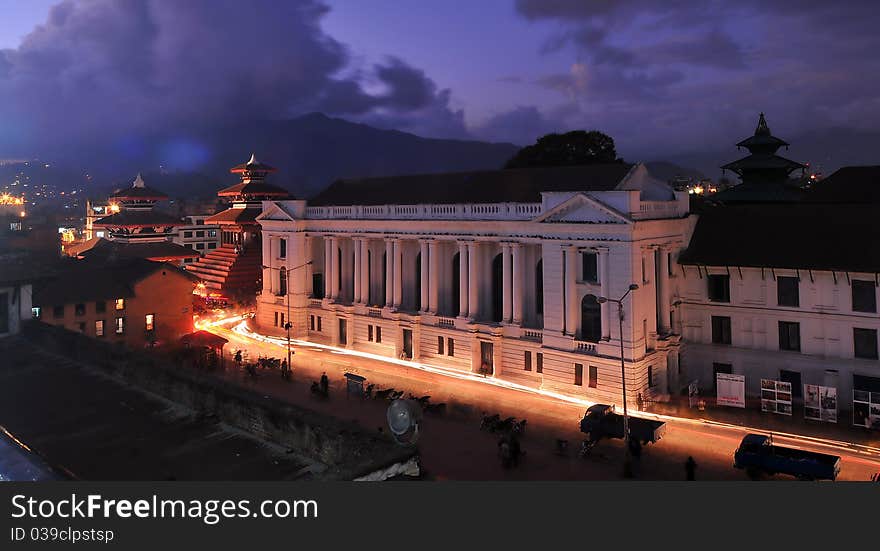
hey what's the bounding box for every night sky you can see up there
[1,0,878,161]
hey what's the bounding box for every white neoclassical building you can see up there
[256,163,691,405]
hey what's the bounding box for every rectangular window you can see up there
[778,321,801,352]
[776,276,800,307]
[145,314,154,331]
[95,301,106,314]
[274,312,278,327]
[195,230,205,238]
[667,252,673,276]
[280,313,284,328]
[309,315,315,331]
[854,328,879,360]
[581,252,598,282]
[437,335,444,354]
[77,322,85,333]
[707,274,730,303]
[524,351,532,371]
[711,316,732,345]
[75,303,85,316]
[207,242,217,249]
[95,320,104,337]
[195,243,205,250]
[447,338,454,356]
[368,325,374,342]
[648,365,654,388]
[53,305,64,318]
[574,363,584,386]
[115,298,125,310]
[852,280,877,313]
[317,317,322,332]
[31,307,40,319]
[183,231,193,238]
[208,230,217,238]
[536,353,543,374]
[375,326,382,343]
[115,317,124,334]
[588,365,598,388]
[279,239,287,259]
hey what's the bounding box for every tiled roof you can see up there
[205,207,261,224]
[216,181,290,197]
[806,166,880,204]
[74,238,200,261]
[92,210,182,227]
[309,164,634,206]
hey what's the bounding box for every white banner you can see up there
[716,373,745,408]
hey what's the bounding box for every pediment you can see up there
[256,202,296,222]
[533,193,631,224]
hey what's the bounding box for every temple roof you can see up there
[310,164,635,206]
[735,113,790,152]
[229,153,277,174]
[679,203,880,273]
[721,154,806,174]
[216,181,290,198]
[205,206,261,224]
[71,237,200,261]
[92,210,182,228]
[111,174,168,201]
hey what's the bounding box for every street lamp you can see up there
[262,260,312,379]
[597,283,639,446]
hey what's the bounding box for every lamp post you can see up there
[263,260,312,379]
[597,283,639,446]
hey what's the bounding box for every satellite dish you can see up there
[386,399,422,446]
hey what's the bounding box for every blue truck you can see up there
[733,434,841,481]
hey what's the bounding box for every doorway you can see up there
[402,329,413,359]
[780,369,802,399]
[479,341,494,376]
[338,318,347,346]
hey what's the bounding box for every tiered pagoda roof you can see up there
[110,173,169,202]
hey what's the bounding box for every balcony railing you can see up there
[304,202,543,221]
[437,317,455,328]
[522,329,542,342]
[575,341,598,355]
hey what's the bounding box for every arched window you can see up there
[491,253,503,322]
[581,294,601,342]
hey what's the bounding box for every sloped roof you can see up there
[216,181,290,198]
[679,203,880,273]
[310,164,634,206]
[92,210,183,227]
[205,206,261,224]
[111,174,168,201]
[74,238,200,261]
[806,166,880,204]
[229,153,277,174]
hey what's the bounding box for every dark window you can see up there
[854,328,878,360]
[53,305,64,318]
[711,316,732,345]
[437,336,444,354]
[776,276,799,307]
[707,274,730,302]
[0,293,7,333]
[196,220,204,225]
[375,326,382,343]
[280,313,284,327]
[278,268,287,296]
[95,301,106,314]
[524,351,532,371]
[451,252,460,314]
[279,239,287,259]
[491,253,503,323]
[648,365,654,388]
[195,243,205,250]
[574,363,584,386]
[588,365,598,388]
[309,315,315,331]
[274,312,278,326]
[712,363,733,391]
[536,260,544,316]
[852,280,877,313]
[582,252,598,282]
[312,273,324,299]
[77,322,85,333]
[536,353,543,373]
[778,321,801,352]
[207,242,217,249]
[580,295,602,342]
[368,324,374,342]
[183,231,192,238]
[667,252,673,276]
[195,230,205,238]
[75,303,85,316]
[317,317,322,332]
[447,338,454,356]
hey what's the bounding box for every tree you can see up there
[504,130,622,169]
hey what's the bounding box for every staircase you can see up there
[186,244,261,296]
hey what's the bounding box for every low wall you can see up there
[20,322,415,480]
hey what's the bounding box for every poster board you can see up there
[761,379,792,416]
[853,390,880,429]
[804,384,837,423]
[716,373,745,408]
[688,380,700,408]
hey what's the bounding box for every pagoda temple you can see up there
[714,113,807,202]
[185,154,290,299]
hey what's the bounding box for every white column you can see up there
[502,243,512,323]
[392,239,403,308]
[658,247,671,334]
[420,240,430,312]
[564,245,578,336]
[598,246,610,339]
[512,243,523,324]
[360,239,370,305]
[353,237,362,303]
[458,241,469,318]
[330,236,339,300]
[384,239,394,307]
[467,241,479,319]
[428,240,439,314]
[324,237,332,299]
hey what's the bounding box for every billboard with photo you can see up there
[853,390,880,429]
[804,384,837,423]
[761,379,792,416]
[716,373,745,408]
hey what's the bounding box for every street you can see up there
[202,316,880,481]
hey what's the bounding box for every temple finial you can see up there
[247,153,258,165]
[133,173,145,188]
[755,112,770,136]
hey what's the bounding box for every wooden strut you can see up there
[770,268,777,281]
[832,271,838,284]
[808,269,814,283]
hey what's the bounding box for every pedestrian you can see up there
[320,371,329,395]
[281,360,289,380]
[685,456,697,481]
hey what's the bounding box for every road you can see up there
[201,315,880,481]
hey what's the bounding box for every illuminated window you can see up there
[115,298,125,310]
[145,314,155,331]
[31,307,41,319]
[95,320,104,337]
[115,317,125,334]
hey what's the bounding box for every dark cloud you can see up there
[0,0,464,155]
[473,106,563,145]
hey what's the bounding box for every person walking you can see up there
[685,456,697,481]
[319,372,329,395]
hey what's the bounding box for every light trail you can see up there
[209,315,880,460]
